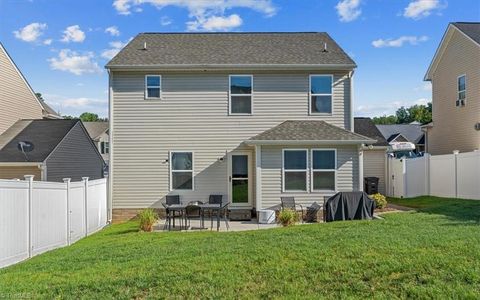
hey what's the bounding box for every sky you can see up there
[0,0,479,118]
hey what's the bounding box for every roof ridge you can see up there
[139,32,327,35]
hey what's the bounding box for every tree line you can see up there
[372,103,432,125]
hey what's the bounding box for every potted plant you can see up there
[138,208,159,232]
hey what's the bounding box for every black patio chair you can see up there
[208,195,230,231]
[162,195,184,230]
[185,201,203,229]
[280,196,304,223]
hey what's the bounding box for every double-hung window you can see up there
[229,75,252,114]
[101,142,109,154]
[457,75,466,107]
[282,149,307,192]
[311,149,336,191]
[170,151,193,190]
[145,75,161,99]
[310,75,333,114]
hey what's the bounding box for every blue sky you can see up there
[0,0,478,118]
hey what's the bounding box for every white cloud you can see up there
[105,26,120,36]
[13,22,47,42]
[355,98,431,117]
[48,49,101,75]
[62,97,106,108]
[335,0,361,22]
[160,16,172,26]
[372,35,428,48]
[414,82,432,92]
[403,0,445,19]
[101,39,131,59]
[112,0,276,31]
[61,25,86,43]
[43,39,52,45]
[187,14,242,31]
[43,93,108,117]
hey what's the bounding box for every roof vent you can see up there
[143,42,147,50]
[17,141,34,162]
[322,42,328,52]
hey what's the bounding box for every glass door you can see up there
[229,153,252,207]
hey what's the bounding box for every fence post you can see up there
[424,154,431,196]
[24,175,34,258]
[453,150,459,198]
[63,178,71,246]
[82,177,89,237]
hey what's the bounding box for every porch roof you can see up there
[246,120,376,145]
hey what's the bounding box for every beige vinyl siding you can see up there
[0,46,43,135]
[260,145,359,209]
[427,30,480,155]
[0,166,41,180]
[111,70,352,208]
[363,149,386,194]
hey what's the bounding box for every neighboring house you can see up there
[106,32,375,221]
[354,117,389,194]
[0,119,105,182]
[83,122,109,164]
[377,123,425,153]
[424,22,480,155]
[0,43,61,135]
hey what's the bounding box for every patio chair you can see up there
[185,201,203,229]
[280,197,304,223]
[163,195,183,230]
[208,195,230,231]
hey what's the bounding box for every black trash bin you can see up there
[364,177,379,194]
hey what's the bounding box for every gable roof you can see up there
[353,118,389,146]
[247,120,374,145]
[83,122,109,140]
[376,124,425,144]
[0,119,79,162]
[106,32,356,70]
[425,22,480,81]
[387,133,409,143]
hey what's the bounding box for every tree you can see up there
[395,106,411,124]
[372,102,432,125]
[35,93,44,101]
[79,112,100,122]
[372,115,397,125]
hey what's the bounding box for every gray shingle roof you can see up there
[83,122,109,140]
[106,32,356,68]
[0,119,79,162]
[248,120,374,144]
[354,118,389,146]
[452,22,480,45]
[376,124,425,144]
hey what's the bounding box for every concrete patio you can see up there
[154,218,280,232]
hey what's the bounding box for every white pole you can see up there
[255,145,262,210]
[24,175,34,258]
[358,146,364,191]
[63,178,71,245]
[82,177,89,236]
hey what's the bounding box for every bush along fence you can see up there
[0,176,107,268]
[387,150,480,199]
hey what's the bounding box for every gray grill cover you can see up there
[325,192,375,222]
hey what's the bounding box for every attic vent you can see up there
[322,42,328,52]
[17,141,34,162]
[143,42,147,50]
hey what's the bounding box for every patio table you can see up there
[163,203,229,231]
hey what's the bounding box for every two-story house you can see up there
[106,32,374,221]
[0,42,61,135]
[424,22,480,155]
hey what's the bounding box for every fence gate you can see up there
[387,157,404,198]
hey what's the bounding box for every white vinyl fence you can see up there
[0,176,107,269]
[387,151,480,199]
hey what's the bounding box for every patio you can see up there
[154,218,280,232]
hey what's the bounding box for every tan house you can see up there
[83,122,109,164]
[0,43,60,135]
[424,22,480,155]
[106,32,375,221]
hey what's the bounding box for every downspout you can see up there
[358,145,364,191]
[349,70,355,132]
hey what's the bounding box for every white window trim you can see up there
[282,149,308,193]
[229,74,253,115]
[310,149,337,192]
[169,151,194,191]
[456,74,466,107]
[309,74,333,115]
[145,75,162,100]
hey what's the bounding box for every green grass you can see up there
[1,197,479,299]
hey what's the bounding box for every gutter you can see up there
[245,139,376,146]
[0,162,42,167]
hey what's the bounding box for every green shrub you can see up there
[278,209,299,227]
[370,193,388,209]
[138,209,159,232]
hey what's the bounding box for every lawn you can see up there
[0,197,479,299]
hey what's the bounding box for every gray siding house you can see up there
[0,119,105,182]
[106,32,374,221]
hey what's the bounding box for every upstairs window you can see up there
[229,75,252,114]
[145,75,161,99]
[457,75,466,107]
[311,149,336,191]
[310,75,333,114]
[283,149,307,192]
[170,151,193,190]
[101,142,109,154]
